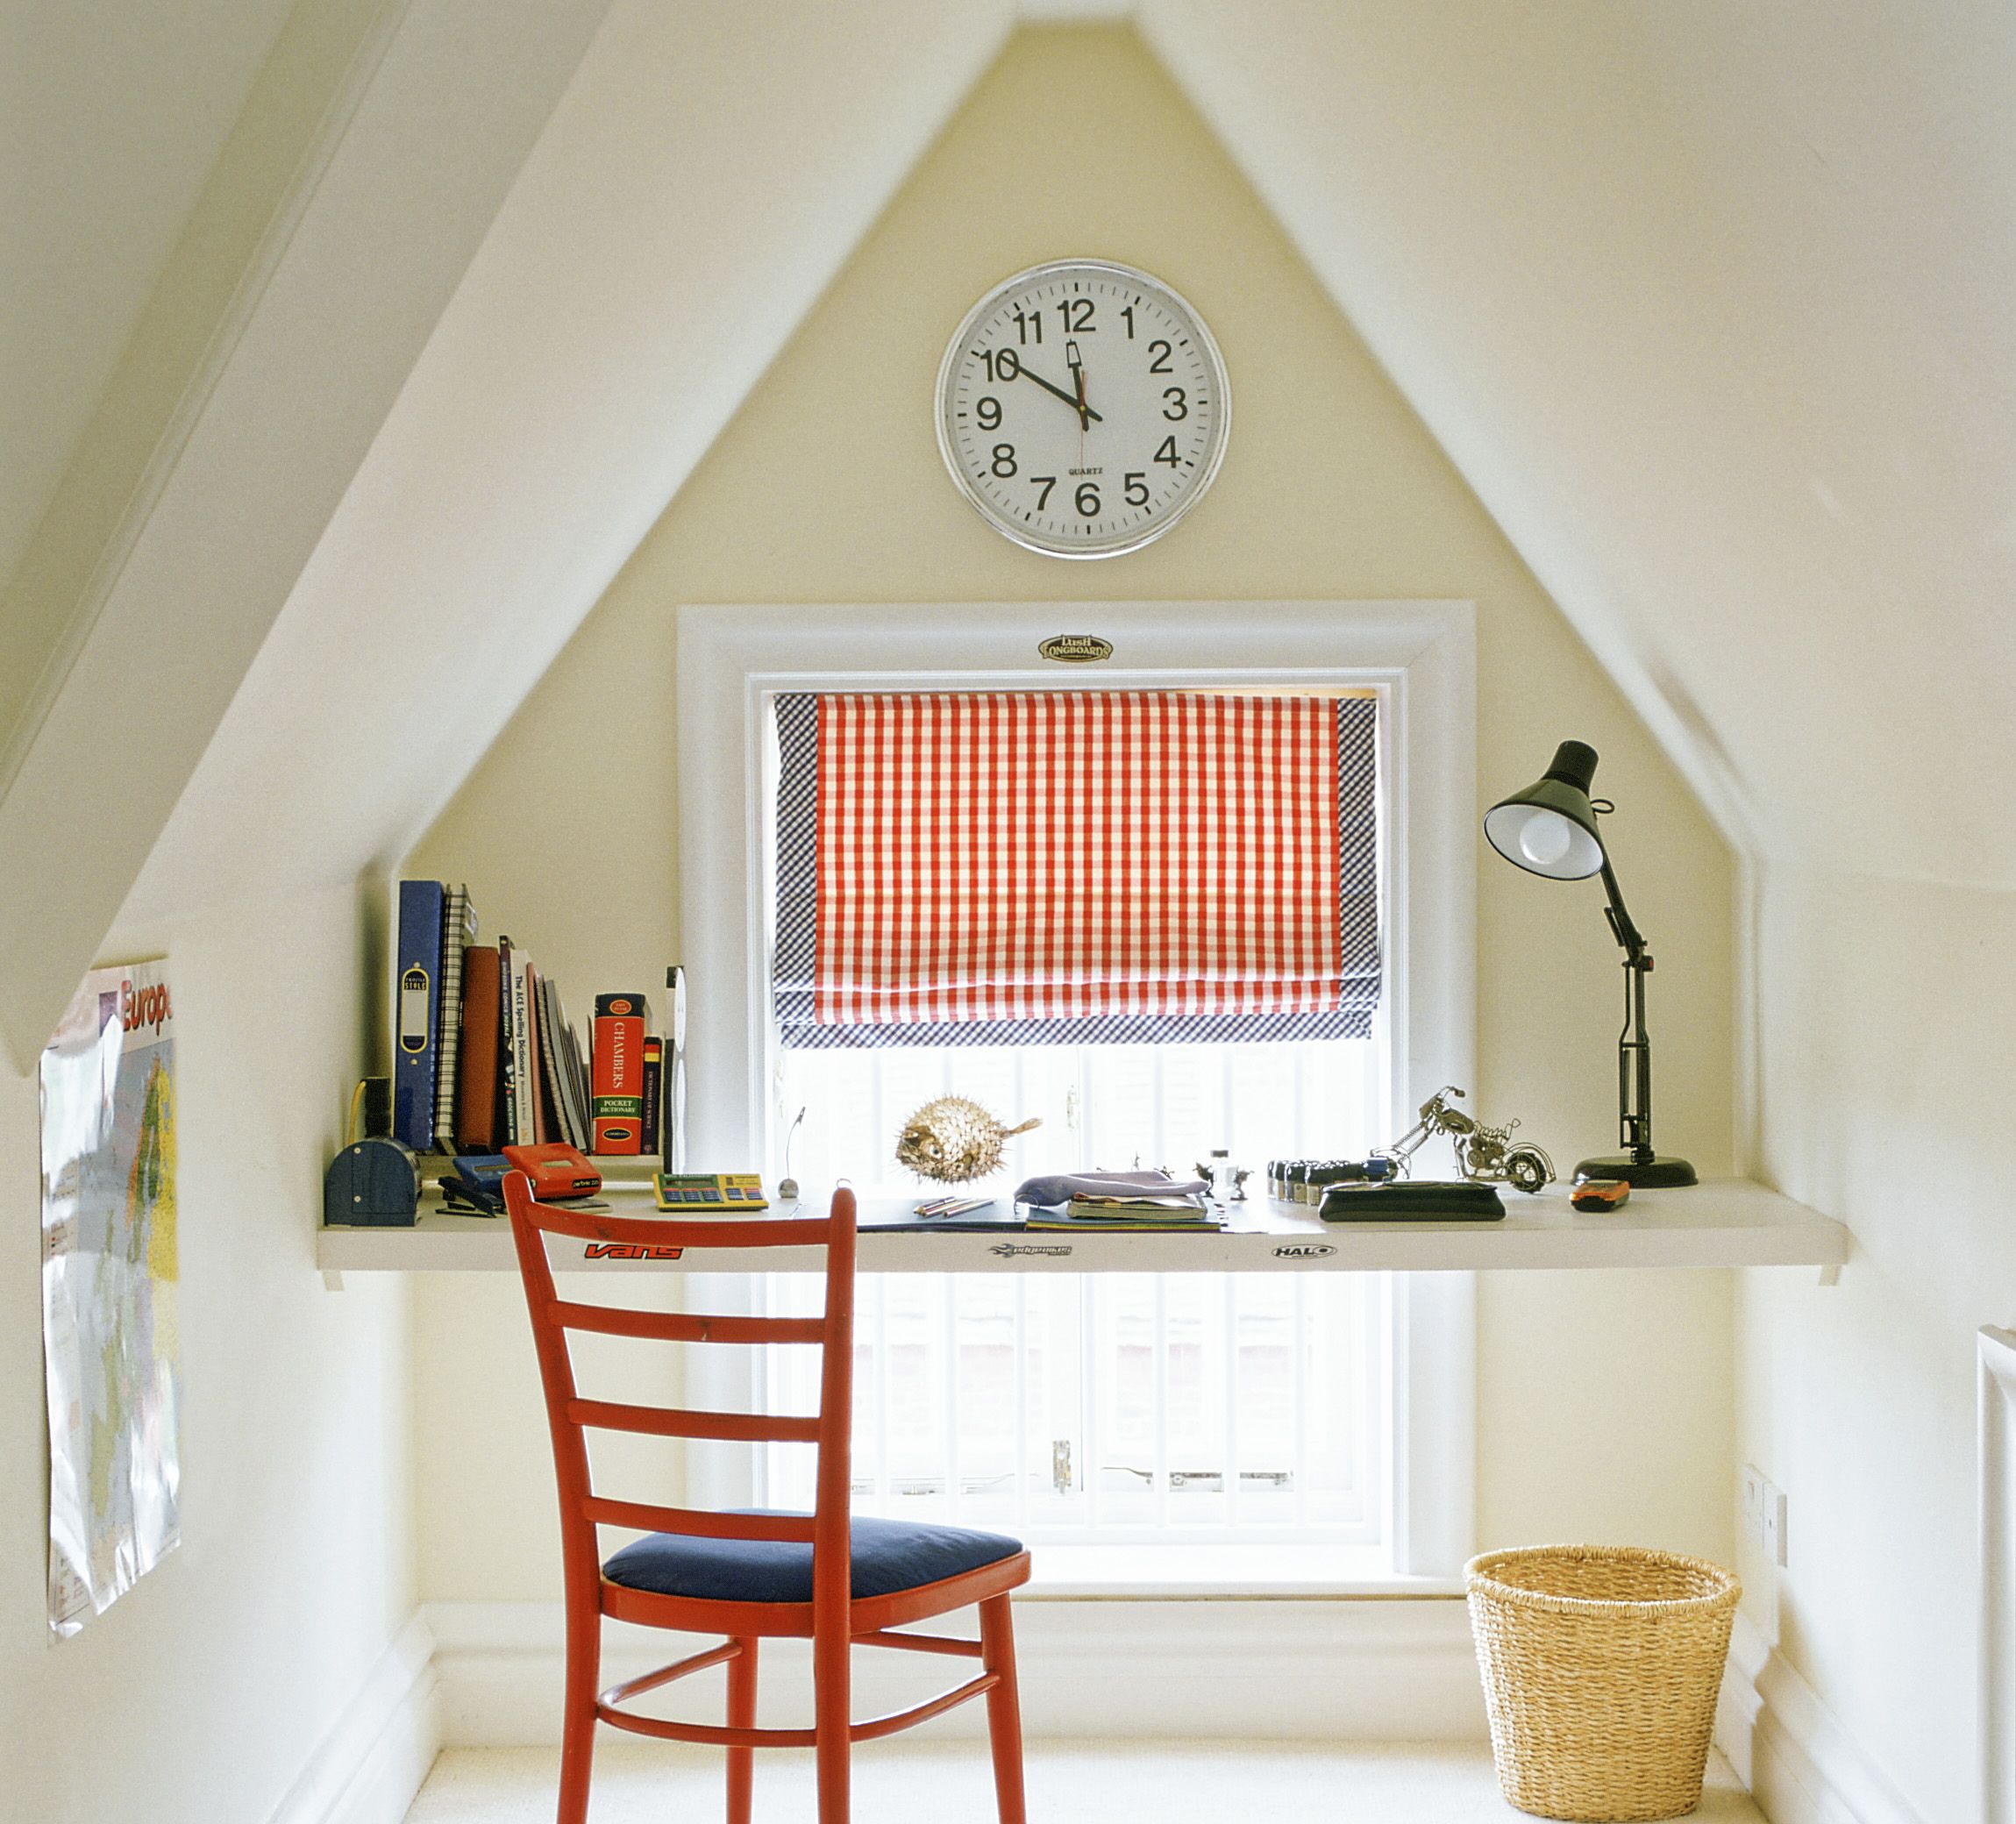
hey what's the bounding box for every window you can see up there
[676,602,1478,1585]
[762,1046,1390,1568]
[759,687,1388,1568]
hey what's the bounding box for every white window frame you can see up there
[676,600,1477,1584]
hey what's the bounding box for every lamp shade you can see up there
[1484,740,1607,881]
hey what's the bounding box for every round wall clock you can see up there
[935,259,1230,559]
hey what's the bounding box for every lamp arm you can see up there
[1598,861,1649,961]
[1598,859,1656,1165]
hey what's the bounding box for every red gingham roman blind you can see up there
[773,690,1381,1048]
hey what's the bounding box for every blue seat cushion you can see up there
[602,1512,1023,1605]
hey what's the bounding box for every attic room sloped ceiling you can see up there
[0,0,618,1067]
[1145,0,2016,881]
[0,0,1012,1069]
[2,0,303,609]
[9,0,2011,1061]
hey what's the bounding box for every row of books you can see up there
[392,880,662,1158]
[1025,1190,1224,1232]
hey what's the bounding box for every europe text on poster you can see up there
[40,962,180,1636]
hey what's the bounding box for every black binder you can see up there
[1319,1180,1506,1222]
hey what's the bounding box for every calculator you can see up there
[652,1172,769,1212]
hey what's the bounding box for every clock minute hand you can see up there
[1067,338,1090,431]
[1014,361,1103,424]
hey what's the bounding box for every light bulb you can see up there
[1517,810,1573,869]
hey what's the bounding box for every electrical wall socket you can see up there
[1741,1464,1765,1535]
[1741,1463,1788,1568]
[1763,1485,1789,1568]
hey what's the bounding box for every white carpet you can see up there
[405,1740,1765,1821]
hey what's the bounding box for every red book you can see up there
[592,992,651,1154]
[455,945,502,1151]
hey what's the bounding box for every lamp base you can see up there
[1574,1153,1699,1189]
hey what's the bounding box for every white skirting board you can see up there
[1713,1611,1927,1824]
[425,1597,1488,1746]
[264,1613,441,1824]
[284,1598,1948,1820]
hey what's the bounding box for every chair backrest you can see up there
[504,1172,858,1626]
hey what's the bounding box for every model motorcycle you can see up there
[1374,1085,1554,1194]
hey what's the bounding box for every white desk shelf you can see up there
[317,1178,1848,1276]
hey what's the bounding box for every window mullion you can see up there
[943,1272,961,1522]
[873,1274,890,1511]
[1293,1272,1311,1531]
[1152,1273,1170,1533]
[1083,1279,1102,1530]
[1223,1272,1241,1532]
[1014,1272,1029,1538]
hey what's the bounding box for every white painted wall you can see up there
[1731,865,2016,1821]
[0,883,418,1824]
[407,28,1738,1613]
[1121,8,2016,1814]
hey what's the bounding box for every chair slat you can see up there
[596,1705,819,1750]
[850,1674,1000,1742]
[567,1398,820,1443]
[600,1642,743,1707]
[595,1677,999,1749]
[854,1629,986,1659]
[584,1497,816,1543]
[552,1302,825,1345]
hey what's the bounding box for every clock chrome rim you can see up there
[935,258,1231,560]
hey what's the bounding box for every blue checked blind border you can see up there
[772,690,1381,1049]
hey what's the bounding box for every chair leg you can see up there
[815,1627,850,1824]
[557,1600,600,1824]
[979,1593,1027,1824]
[726,1637,759,1824]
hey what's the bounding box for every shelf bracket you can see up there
[1817,1264,1841,1288]
[322,1269,346,1293]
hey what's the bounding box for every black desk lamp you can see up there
[1484,740,1697,1188]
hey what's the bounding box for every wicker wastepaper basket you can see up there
[1465,1545,1741,1821]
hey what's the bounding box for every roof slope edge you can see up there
[0,0,616,1070]
[118,0,1014,933]
[1143,0,2016,887]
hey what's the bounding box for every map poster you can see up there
[40,961,180,1637]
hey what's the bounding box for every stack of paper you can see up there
[1027,1191,1222,1232]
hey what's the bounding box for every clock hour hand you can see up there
[1013,360,1103,424]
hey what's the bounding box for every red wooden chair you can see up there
[505,1172,1031,1824]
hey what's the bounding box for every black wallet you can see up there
[1319,1180,1506,1222]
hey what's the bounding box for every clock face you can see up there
[936,260,1230,559]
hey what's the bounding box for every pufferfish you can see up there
[894,1097,1042,1185]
